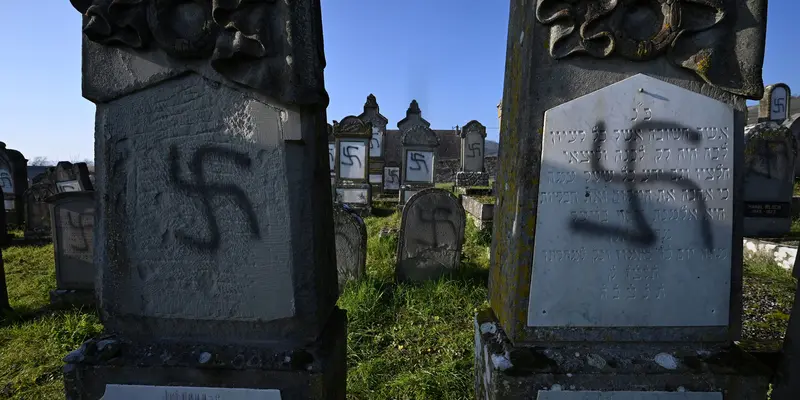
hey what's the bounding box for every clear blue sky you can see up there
[0,1,796,162]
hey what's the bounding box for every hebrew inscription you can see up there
[528,74,734,328]
[405,151,434,183]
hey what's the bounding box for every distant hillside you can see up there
[485,140,499,157]
[747,95,800,124]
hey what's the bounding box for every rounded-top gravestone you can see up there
[396,188,465,282]
[333,203,367,292]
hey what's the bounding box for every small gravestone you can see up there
[54,161,94,193]
[0,143,28,227]
[0,145,15,230]
[24,183,57,240]
[47,191,96,307]
[456,120,489,187]
[398,101,439,205]
[333,204,367,291]
[396,188,465,281]
[333,116,372,214]
[103,385,283,400]
[383,164,401,192]
[360,94,388,195]
[0,186,9,312]
[785,115,800,176]
[743,83,796,237]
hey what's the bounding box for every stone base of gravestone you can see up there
[455,171,489,188]
[50,289,95,309]
[63,308,347,400]
[474,311,771,400]
[334,184,372,217]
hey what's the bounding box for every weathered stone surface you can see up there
[460,120,487,172]
[54,161,94,193]
[24,183,56,240]
[396,188,465,281]
[334,116,373,211]
[742,121,797,237]
[529,74,734,330]
[333,204,367,291]
[359,94,388,162]
[758,83,791,122]
[403,149,435,183]
[400,188,419,205]
[456,171,489,188]
[103,385,282,400]
[48,191,95,292]
[786,115,800,176]
[474,311,771,400]
[771,254,800,399]
[462,195,494,222]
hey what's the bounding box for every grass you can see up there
[0,213,796,399]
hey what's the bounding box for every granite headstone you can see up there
[333,116,373,214]
[359,94,388,195]
[53,161,94,193]
[333,204,367,291]
[399,102,440,204]
[47,191,95,307]
[64,1,345,398]
[384,165,401,192]
[456,120,489,187]
[396,188,465,281]
[24,183,56,240]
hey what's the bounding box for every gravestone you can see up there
[333,204,367,292]
[0,186,8,312]
[0,143,28,227]
[396,188,465,281]
[47,191,96,307]
[398,101,439,204]
[333,116,372,214]
[359,94,388,195]
[786,115,800,176]
[328,123,336,187]
[758,83,791,123]
[65,2,345,399]
[23,183,57,240]
[771,251,800,399]
[477,1,771,398]
[456,120,489,187]
[53,161,94,193]
[383,164,401,193]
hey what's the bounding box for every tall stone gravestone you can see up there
[0,143,28,227]
[359,94,388,196]
[398,101,439,204]
[383,163,401,194]
[328,123,336,187]
[47,191,96,307]
[743,84,796,237]
[333,116,373,214]
[54,161,95,193]
[0,186,8,312]
[333,203,367,292]
[65,1,345,398]
[478,1,772,398]
[396,188,465,282]
[24,183,57,240]
[786,115,800,176]
[456,120,489,187]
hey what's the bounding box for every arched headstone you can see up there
[24,183,56,240]
[396,188,465,281]
[360,94,388,195]
[333,204,367,291]
[456,120,489,187]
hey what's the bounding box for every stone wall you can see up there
[434,155,498,183]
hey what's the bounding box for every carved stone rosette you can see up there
[70,0,328,106]
[536,0,767,99]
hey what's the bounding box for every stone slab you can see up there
[370,126,384,158]
[338,140,368,181]
[384,167,401,190]
[369,174,382,185]
[404,150,435,183]
[328,143,336,175]
[529,74,734,328]
[103,384,282,400]
[335,187,370,205]
[456,171,490,188]
[537,392,721,400]
[49,192,95,291]
[333,204,367,291]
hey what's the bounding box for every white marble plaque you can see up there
[384,167,400,190]
[369,174,382,184]
[370,127,383,158]
[537,391,722,400]
[462,133,485,172]
[328,143,336,173]
[529,74,734,327]
[57,180,81,193]
[336,188,369,204]
[770,86,789,121]
[103,384,282,400]
[338,141,367,180]
[404,150,434,183]
[402,189,418,204]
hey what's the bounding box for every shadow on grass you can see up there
[0,302,98,329]
[371,207,397,218]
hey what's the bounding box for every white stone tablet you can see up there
[102,384,282,400]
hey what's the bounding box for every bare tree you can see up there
[28,157,53,166]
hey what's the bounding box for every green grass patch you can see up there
[0,210,796,399]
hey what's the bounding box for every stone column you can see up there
[359,94,388,196]
[65,1,344,399]
[456,120,489,188]
[398,100,439,204]
[477,0,772,398]
[333,117,373,215]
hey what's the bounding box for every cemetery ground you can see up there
[0,207,796,399]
